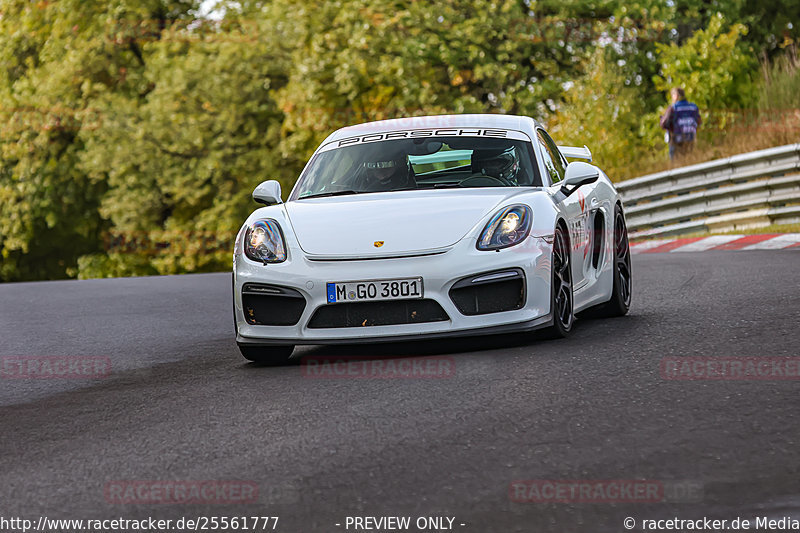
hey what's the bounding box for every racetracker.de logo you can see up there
[300,356,456,379]
[104,481,259,505]
[509,480,664,503]
[1,356,111,379]
[660,357,800,380]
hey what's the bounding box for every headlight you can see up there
[243,219,286,264]
[477,205,532,250]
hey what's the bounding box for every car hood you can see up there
[285,189,533,258]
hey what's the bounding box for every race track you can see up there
[1,251,798,532]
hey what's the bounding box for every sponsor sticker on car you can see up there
[326,277,423,303]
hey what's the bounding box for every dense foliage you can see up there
[1,0,797,280]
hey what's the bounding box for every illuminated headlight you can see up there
[243,219,287,264]
[477,205,532,250]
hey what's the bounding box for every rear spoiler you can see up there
[557,145,592,161]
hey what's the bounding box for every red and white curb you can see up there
[631,233,800,254]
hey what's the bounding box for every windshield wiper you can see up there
[300,190,360,199]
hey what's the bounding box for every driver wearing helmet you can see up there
[472,146,521,184]
[360,154,415,192]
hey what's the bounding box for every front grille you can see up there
[449,269,526,316]
[307,299,449,329]
[242,283,306,326]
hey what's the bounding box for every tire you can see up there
[540,223,574,339]
[593,204,632,317]
[238,344,295,366]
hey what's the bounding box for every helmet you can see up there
[362,155,412,191]
[473,146,520,183]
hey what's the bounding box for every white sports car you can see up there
[233,114,631,364]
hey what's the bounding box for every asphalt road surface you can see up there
[1,251,798,533]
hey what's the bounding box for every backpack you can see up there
[670,100,700,144]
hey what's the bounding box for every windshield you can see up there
[290,136,541,200]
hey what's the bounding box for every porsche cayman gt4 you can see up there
[233,114,631,364]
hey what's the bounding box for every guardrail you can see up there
[616,143,800,238]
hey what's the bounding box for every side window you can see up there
[536,129,566,184]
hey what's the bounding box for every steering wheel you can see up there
[459,174,512,188]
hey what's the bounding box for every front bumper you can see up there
[234,235,553,345]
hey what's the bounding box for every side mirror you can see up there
[561,162,599,195]
[253,180,283,206]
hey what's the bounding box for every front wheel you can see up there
[238,344,295,366]
[541,224,574,339]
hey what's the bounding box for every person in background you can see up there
[660,87,702,161]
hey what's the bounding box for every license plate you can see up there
[326,277,423,303]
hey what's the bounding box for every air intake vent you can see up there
[449,269,525,315]
[308,299,449,329]
[242,283,306,326]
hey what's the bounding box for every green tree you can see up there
[653,13,756,130]
[76,11,292,277]
[672,0,799,56]
[550,49,656,179]
[0,0,199,281]
[273,0,610,160]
